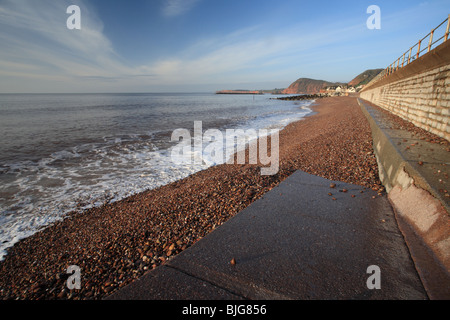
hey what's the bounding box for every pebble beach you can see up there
[0,95,385,300]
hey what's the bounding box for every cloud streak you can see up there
[144,21,369,86]
[161,0,201,17]
[0,0,154,92]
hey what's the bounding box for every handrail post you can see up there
[428,29,434,52]
[408,47,412,64]
[445,14,450,41]
[401,53,405,67]
[417,40,421,59]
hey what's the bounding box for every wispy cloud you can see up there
[144,21,368,85]
[0,0,154,92]
[161,0,201,17]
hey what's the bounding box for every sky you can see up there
[0,0,449,93]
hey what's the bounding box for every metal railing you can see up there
[364,14,450,89]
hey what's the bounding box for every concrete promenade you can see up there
[108,170,428,300]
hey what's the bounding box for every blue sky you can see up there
[0,0,448,93]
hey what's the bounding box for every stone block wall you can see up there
[360,64,450,141]
[360,41,450,142]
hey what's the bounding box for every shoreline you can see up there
[0,95,383,300]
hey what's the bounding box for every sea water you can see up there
[0,92,313,259]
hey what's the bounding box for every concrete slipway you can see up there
[107,98,449,300]
[108,171,428,300]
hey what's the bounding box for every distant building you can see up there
[324,85,356,94]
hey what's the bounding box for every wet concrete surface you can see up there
[108,171,427,300]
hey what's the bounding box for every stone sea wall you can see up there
[360,41,450,141]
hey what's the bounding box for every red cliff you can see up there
[282,78,341,94]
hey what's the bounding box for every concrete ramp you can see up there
[107,171,427,300]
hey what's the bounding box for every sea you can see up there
[0,92,313,260]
